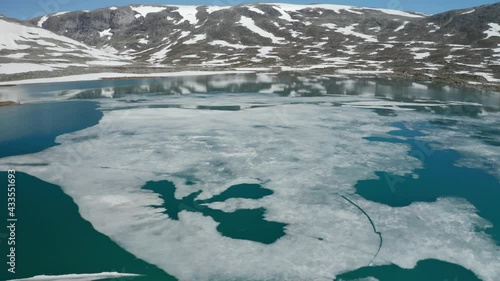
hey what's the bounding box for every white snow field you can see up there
[0,18,130,73]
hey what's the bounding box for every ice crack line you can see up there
[341,195,383,266]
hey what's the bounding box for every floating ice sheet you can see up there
[1,94,499,281]
[7,272,140,281]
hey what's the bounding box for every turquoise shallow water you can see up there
[0,101,102,158]
[0,74,499,281]
[0,172,176,281]
[0,101,175,280]
[336,121,500,281]
[142,181,287,244]
[357,122,500,244]
[335,259,482,281]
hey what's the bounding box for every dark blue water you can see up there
[0,101,102,158]
[142,181,287,244]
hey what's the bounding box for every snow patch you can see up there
[131,6,167,18]
[414,52,431,60]
[239,16,286,45]
[461,9,475,15]
[337,69,393,74]
[394,21,409,32]
[177,31,191,40]
[322,23,337,30]
[181,54,199,58]
[206,6,229,14]
[257,47,277,58]
[98,29,113,38]
[184,34,207,45]
[53,12,69,17]
[273,5,298,22]
[335,24,378,43]
[37,16,48,27]
[3,53,29,59]
[86,61,130,66]
[209,40,249,49]
[148,43,174,64]
[248,6,265,15]
[475,72,500,83]
[272,3,363,15]
[0,63,54,74]
[138,38,149,44]
[362,7,424,18]
[175,6,199,25]
[484,23,500,39]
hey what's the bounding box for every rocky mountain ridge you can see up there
[1,3,499,88]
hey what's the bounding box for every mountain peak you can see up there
[0,3,498,88]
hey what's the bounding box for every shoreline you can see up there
[0,101,18,106]
[0,67,499,93]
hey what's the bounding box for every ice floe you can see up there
[1,92,498,281]
[7,272,140,281]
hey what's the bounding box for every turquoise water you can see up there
[0,100,175,280]
[336,121,500,280]
[0,172,176,281]
[0,74,499,281]
[0,101,102,158]
[142,181,286,244]
[335,259,482,281]
[356,122,500,244]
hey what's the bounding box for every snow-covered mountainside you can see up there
[0,16,131,79]
[2,3,500,86]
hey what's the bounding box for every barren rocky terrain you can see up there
[0,3,499,88]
